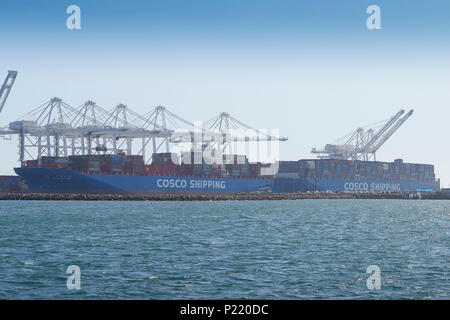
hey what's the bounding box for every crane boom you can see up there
[311,109,414,161]
[368,110,414,153]
[361,109,405,153]
[0,70,18,113]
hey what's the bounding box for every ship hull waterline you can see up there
[14,167,273,194]
[272,177,440,193]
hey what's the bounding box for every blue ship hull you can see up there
[14,168,272,194]
[273,177,440,193]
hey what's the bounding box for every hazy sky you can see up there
[1,0,450,185]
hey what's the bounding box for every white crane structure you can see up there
[0,70,17,113]
[203,112,288,149]
[0,70,288,165]
[201,112,288,164]
[139,105,195,162]
[311,109,414,161]
[8,98,177,163]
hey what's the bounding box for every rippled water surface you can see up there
[0,200,448,299]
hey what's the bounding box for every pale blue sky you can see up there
[1,0,450,185]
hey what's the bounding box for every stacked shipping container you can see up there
[274,158,439,193]
[21,152,271,180]
[279,158,436,183]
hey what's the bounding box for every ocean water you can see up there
[0,199,448,300]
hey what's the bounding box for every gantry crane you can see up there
[311,109,414,161]
[0,70,288,164]
[0,70,18,113]
[365,110,414,157]
[203,112,287,147]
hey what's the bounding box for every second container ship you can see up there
[273,158,439,193]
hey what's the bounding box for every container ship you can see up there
[272,109,440,193]
[273,158,440,193]
[14,153,274,194]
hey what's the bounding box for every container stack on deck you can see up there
[20,152,271,180]
[273,158,439,193]
[15,153,441,194]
